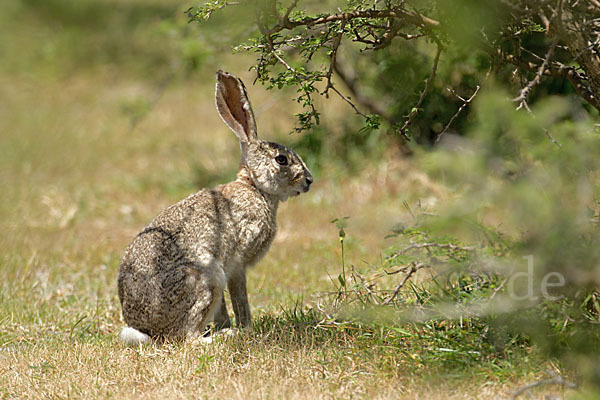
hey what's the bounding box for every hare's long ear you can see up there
[215,70,258,145]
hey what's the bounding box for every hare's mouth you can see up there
[292,184,311,196]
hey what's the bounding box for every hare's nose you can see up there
[305,175,313,185]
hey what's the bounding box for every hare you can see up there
[117,71,313,346]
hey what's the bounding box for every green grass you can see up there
[0,1,591,398]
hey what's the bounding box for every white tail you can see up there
[119,327,150,347]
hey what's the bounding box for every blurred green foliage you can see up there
[2,0,168,75]
[1,0,232,79]
[414,90,600,385]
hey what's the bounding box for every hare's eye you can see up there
[275,155,288,166]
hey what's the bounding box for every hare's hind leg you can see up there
[183,266,227,340]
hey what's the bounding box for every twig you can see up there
[130,70,175,129]
[267,34,297,74]
[272,50,295,72]
[323,19,347,97]
[385,265,413,275]
[372,22,424,50]
[398,43,443,138]
[435,85,481,144]
[333,60,390,119]
[513,35,559,111]
[329,84,369,119]
[435,64,492,144]
[315,301,335,321]
[236,36,304,50]
[281,0,299,24]
[263,33,312,81]
[350,266,380,305]
[382,262,428,305]
[489,277,508,300]
[510,370,577,399]
[386,242,476,259]
[260,10,308,79]
[544,128,562,148]
[261,33,320,130]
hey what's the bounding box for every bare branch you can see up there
[333,60,390,119]
[281,0,299,24]
[272,50,297,73]
[386,241,476,259]
[563,67,600,111]
[372,23,424,50]
[496,49,600,112]
[489,277,508,300]
[323,20,347,98]
[544,128,562,148]
[398,43,443,138]
[329,84,369,119]
[510,370,577,399]
[350,266,381,305]
[382,262,429,305]
[349,19,377,46]
[435,85,481,144]
[435,65,492,144]
[513,36,559,111]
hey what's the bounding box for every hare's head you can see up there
[215,71,313,201]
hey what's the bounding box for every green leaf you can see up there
[331,217,350,230]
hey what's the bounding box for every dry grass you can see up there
[1,336,532,400]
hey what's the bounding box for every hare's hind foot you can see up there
[120,326,151,347]
[182,277,227,340]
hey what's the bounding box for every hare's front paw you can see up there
[195,328,239,345]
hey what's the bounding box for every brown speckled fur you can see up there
[117,71,313,341]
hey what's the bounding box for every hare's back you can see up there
[120,189,236,273]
